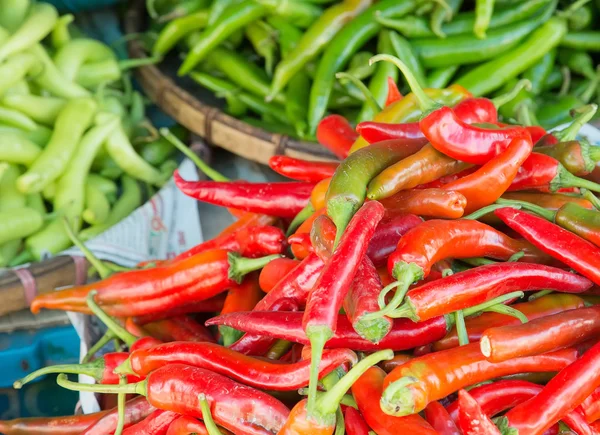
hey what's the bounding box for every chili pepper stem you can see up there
[482,304,528,323]
[298,389,359,409]
[555,104,598,142]
[581,189,600,210]
[13,359,104,389]
[159,128,228,182]
[462,291,525,317]
[463,203,521,220]
[219,325,244,347]
[379,375,421,416]
[119,56,162,71]
[227,253,282,284]
[363,267,422,322]
[63,218,112,280]
[455,310,469,346]
[495,199,555,221]
[114,375,127,435]
[492,79,532,109]
[306,327,332,416]
[369,54,440,115]
[199,394,224,435]
[114,358,134,375]
[56,373,145,395]
[8,250,33,267]
[328,200,355,248]
[354,315,393,344]
[334,407,344,435]
[554,166,600,193]
[87,291,137,347]
[528,289,553,301]
[83,330,116,363]
[286,203,314,237]
[336,72,381,114]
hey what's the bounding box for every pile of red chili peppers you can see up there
[11,55,600,435]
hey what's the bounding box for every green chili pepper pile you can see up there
[0,0,180,267]
[146,0,600,140]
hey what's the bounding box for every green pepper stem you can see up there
[14,359,103,389]
[315,350,394,420]
[515,101,539,127]
[508,251,525,262]
[8,249,33,267]
[463,203,521,220]
[306,326,332,416]
[87,291,138,347]
[557,166,600,193]
[558,66,571,97]
[528,289,553,301]
[588,144,600,163]
[56,373,144,395]
[555,103,598,142]
[378,281,402,310]
[558,0,593,18]
[119,56,162,71]
[219,325,244,347]
[455,310,469,346]
[334,407,345,435]
[482,304,528,324]
[62,218,112,280]
[199,394,224,435]
[114,375,127,435]
[83,330,116,363]
[286,203,314,237]
[363,265,421,321]
[227,253,282,284]
[379,375,421,417]
[336,72,381,114]
[114,358,134,376]
[266,339,292,360]
[463,291,525,317]
[298,389,358,409]
[159,128,228,182]
[492,79,532,109]
[581,189,600,210]
[496,198,556,221]
[460,257,497,267]
[369,54,438,113]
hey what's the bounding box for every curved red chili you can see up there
[457,389,501,435]
[366,213,422,267]
[81,396,155,435]
[269,155,339,183]
[259,257,300,293]
[344,406,371,435]
[166,416,209,435]
[316,114,357,159]
[122,410,179,435]
[424,402,460,435]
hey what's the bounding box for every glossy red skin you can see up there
[385,77,402,106]
[421,106,531,165]
[127,341,357,391]
[130,336,164,352]
[289,232,313,259]
[166,416,208,435]
[206,311,448,352]
[174,170,314,218]
[403,262,592,321]
[132,295,226,325]
[581,386,600,423]
[0,412,110,435]
[303,201,385,335]
[424,402,460,435]
[556,203,600,247]
[122,410,179,435]
[259,258,300,293]
[434,294,586,352]
[229,253,323,355]
[504,341,600,435]
[387,219,548,279]
[269,156,338,183]
[101,353,144,384]
[352,367,438,435]
[508,152,560,191]
[143,364,290,435]
[277,399,334,435]
[366,213,423,267]
[453,97,498,124]
[316,114,358,159]
[380,189,468,219]
[527,126,548,144]
[144,316,215,343]
[382,344,578,414]
[482,306,600,362]
[496,207,600,286]
[220,275,263,317]
[416,167,478,189]
[457,390,501,435]
[81,396,154,435]
[344,407,371,435]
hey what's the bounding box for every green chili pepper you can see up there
[141,137,177,166]
[269,0,372,103]
[0,106,38,131]
[0,3,58,62]
[0,52,39,98]
[0,208,44,245]
[566,5,593,31]
[17,98,97,194]
[207,0,239,26]
[389,31,427,88]
[558,50,596,79]
[0,133,41,165]
[87,173,118,198]
[0,0,30,33]
[0,164,25,267]
[377,0,549,39]
[83,180,111,225]
[266,16,303,58]
[456,16,567,96]
[245,20,277,76]
[542,66,564,92]
[327,92,362,109]
[2,94,66,126]
[79,175,142,242]
[5,80,30,97]
[523,49,556,95]
[307,0,417,134]
[357,31,398,123]
[178,0,266,75]
[255,0,321,28]
[285,72,311,137]
[153,10,209,56]
[74,59,121,89]
[51,14,73,49]
[560,31,600,52]
[29,44,90,98]
[0,125,51,147]
[430,0,463,39]
[474,0,495,39]
[427,65,459,88]
[536,94,586,129]
[26,192,46,215]
[156,0,209,23]
[344,51,375,81]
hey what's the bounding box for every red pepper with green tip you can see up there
[457,389,502,435]
[269,155,338,183]
[316,114,358,159]
[424,402,461,435]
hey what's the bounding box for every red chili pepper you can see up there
[259,258,300,293]
[174,170,314,218]
[219,274,263,346]
[30,249,279,316]
[386,263,591,322]
[80,396,155,435]
[352,367,438,435]
[366,213,423,267]
[504,192,594,210]
[379,188,468,219]
[503,341,600,435]
[424,401,461,435]
[302,201,385,413]
[481,306,600,363]
[555,202,600,248]
[508,152,600,193]
[380,353,413,373]
[495,207,600,286]
[535,104,596,148]
[536,140,600,177]
[269,155,339,183]
[442,136,533,214]
[0,412,111,435]
[131,295,226,325]
[206,311,447,352]
[433,294,586,352]
[309,214,336,261]
[356,120,423,144]
[581,386,600,423]
[166,416,209,435]
[417,167,479,189]
[122,410,179,435]
[457,389,502,435]
[385,77,402,106]
[344,407,371,435]
[143,316,216,344]
[316,114,358,159]
[58,364,290,435]
[289,208,327,260]
[380,343,577,417]
[311,178,331,210]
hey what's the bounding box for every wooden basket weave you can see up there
[124,0,336,165]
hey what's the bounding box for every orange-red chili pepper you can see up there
[581,386,600,423]
[0,412,111,435]
[424,401,461,435]
[379,188,468,219]
[143,316,216,344]
[131,294,226,325]
[166,416,210,435]
[316,114,358,159]
[457,389,501,435]
[259,257,300,293]
[385,76,402,106]
[311,178,331,210]
[269,155,339,183]
[344,407,370,435]
[290,208,326,259]
[80,396,155,435]
[380,353,413,373]
[219,273,263,345]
